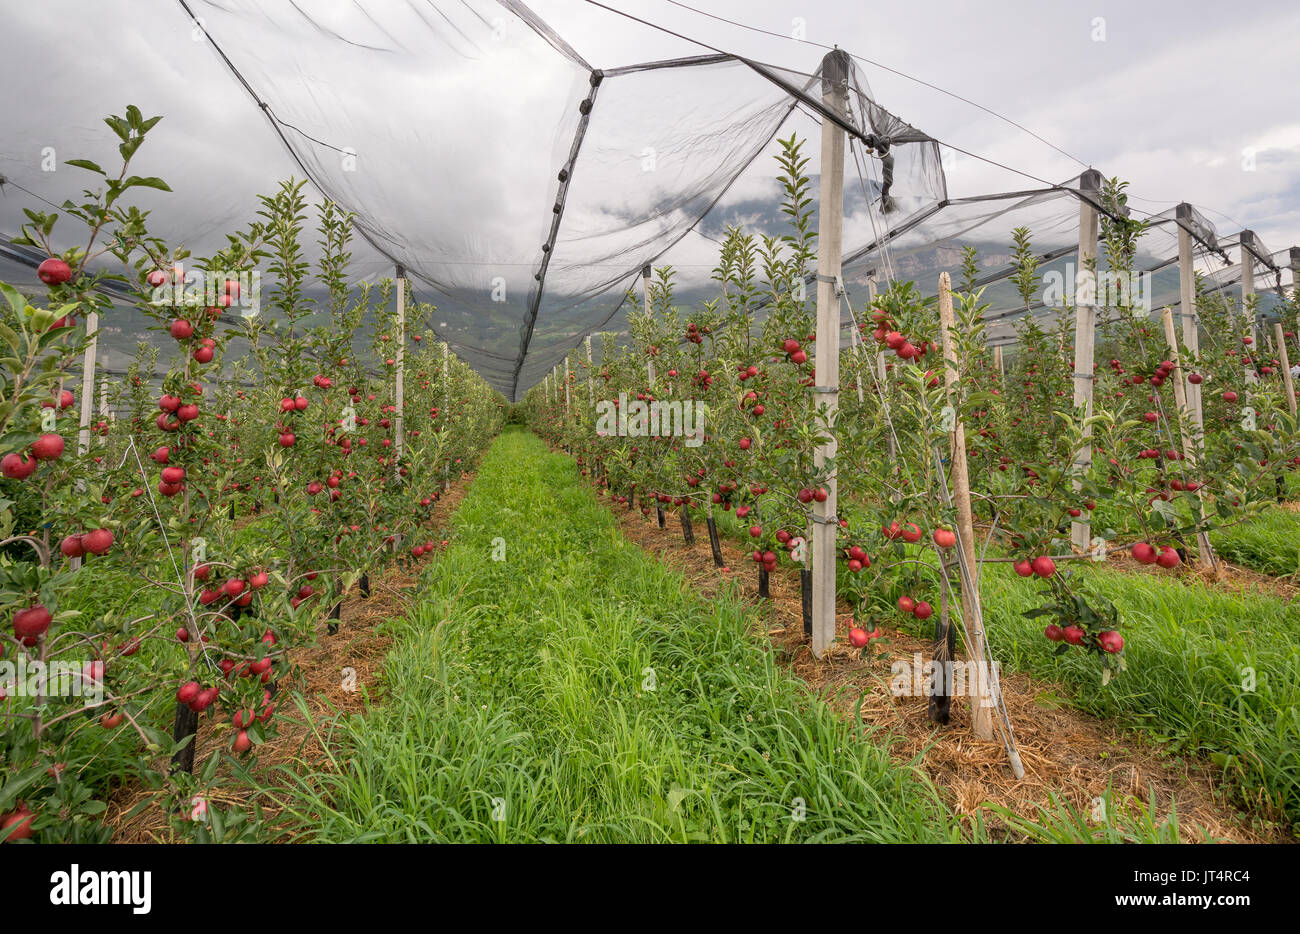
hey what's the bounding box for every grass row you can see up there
[980,562,1299,835]
[265,428,964,842]
[1210,506,1300,578]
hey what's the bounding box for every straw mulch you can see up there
[103,473,476,843]
[606,498,1292,843]
[1113,550,1298,599]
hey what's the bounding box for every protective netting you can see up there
[0,0,1294,399]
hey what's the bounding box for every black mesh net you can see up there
[0,0,1293,399]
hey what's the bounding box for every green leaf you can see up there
[201,750,220,783]
[104,115,130,142]
[65,159,106,175]
[0,282,27,320]
[122,176,172,193]
[0,764,46,812]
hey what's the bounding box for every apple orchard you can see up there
[1,109,1299,845]
[0,109,502,843]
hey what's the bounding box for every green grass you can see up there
[1210,507,1300,578]
[266,429,962,842]
[978,560,1300,833]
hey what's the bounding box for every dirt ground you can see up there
[603,495,1292,843]
[104,473,475,843]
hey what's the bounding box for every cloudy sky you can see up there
[1,0,1296,395]
[539,0,1300,251]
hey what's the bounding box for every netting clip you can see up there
[815,273,845,296]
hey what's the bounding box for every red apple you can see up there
[30,434,65,461]
[37,257,72,285]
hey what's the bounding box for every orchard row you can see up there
[0,108,503,843]
[527,139,1300,689]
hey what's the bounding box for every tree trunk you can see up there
[927,617,954,725]
[680,509,694,545]
[758,567,770,599]
[170,703,199,775]
[359,572,370,598]
[801,568,813,637]
[656,506,665,529]
[327,600,341,636]
[706,516,724,567]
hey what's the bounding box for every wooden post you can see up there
[992,345,1004,384]
[1241,231,1258,385]
[810,48,849,659]
[394,266,406,479]
[1275,322,1296,417]
[937,273,994,738]
[1070,169,1102,551]
[76,312,99,456]
[1162,306,1216,569]
[1176,204,1205,449]
[563,354,571,414]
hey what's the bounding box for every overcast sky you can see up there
[5,0,1296,240]
[2,0,1297,394]
[539,0,1300,252]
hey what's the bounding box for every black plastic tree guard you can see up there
[706,516,724,567]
